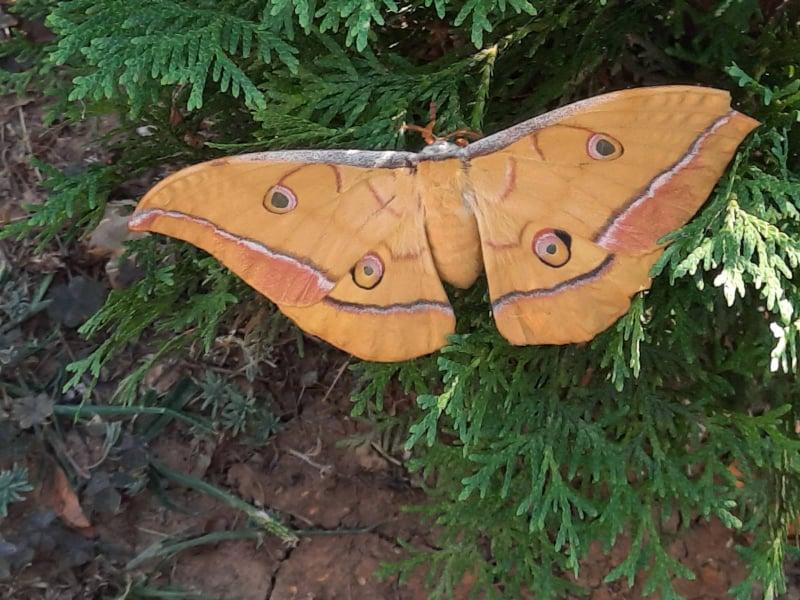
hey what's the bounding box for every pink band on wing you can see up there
[595,112,734,253]
[129,208,335,306]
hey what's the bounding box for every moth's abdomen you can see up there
[418,161,482,289]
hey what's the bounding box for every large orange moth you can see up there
[129,86,758,361]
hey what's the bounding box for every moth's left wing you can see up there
[129,150,454,361]
[465,86,759,345]
[129,151,416,307]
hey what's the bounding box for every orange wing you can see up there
[464,86,759,344]
[277,204,455,362]
[130,151,417,307]
[130,86,759,360]
[129,150,455,361]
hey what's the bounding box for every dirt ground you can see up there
[1,88,799,600]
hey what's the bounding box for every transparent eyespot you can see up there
[532,229,572,268]
[587,133,623,160]
[264,185,297,214]
[353,253,384,289]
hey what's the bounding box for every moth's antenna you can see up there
[445,128,483,146]
[428,101,438,123]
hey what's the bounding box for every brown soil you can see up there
[101,392,430,600]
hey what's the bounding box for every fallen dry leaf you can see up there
[106,254,144,289]
[46,276,107,328]
[143,358,183,393]
[86,203,144,258]
[44,464,92,530]
[11,393,54,429]
[354,443,389,472]
[227,463,266,506]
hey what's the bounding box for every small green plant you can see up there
[0,466,33,519]
[198,372,280,442]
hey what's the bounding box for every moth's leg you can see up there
[401,121,438,145]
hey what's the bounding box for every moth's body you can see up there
[130,86,758,361]
[416,157,483,289]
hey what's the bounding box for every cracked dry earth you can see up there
[110,391,431,600]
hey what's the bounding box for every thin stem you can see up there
[53,404,214,434]
[126,529,262,570]
[470,45,496,132]
[150,461,298,544]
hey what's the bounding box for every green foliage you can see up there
[47,0,298,113]
[0,162,115,246]
[653,129,800,374]
[0,35,44,96]
[38,0,542,118]
[3,0,800,597]
[252,44,490,149]
[0,465,33,519]
[64,238,240,394]
[265,0,539,50]
[197,372,280,442]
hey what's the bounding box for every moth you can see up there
[129,86,758,362]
